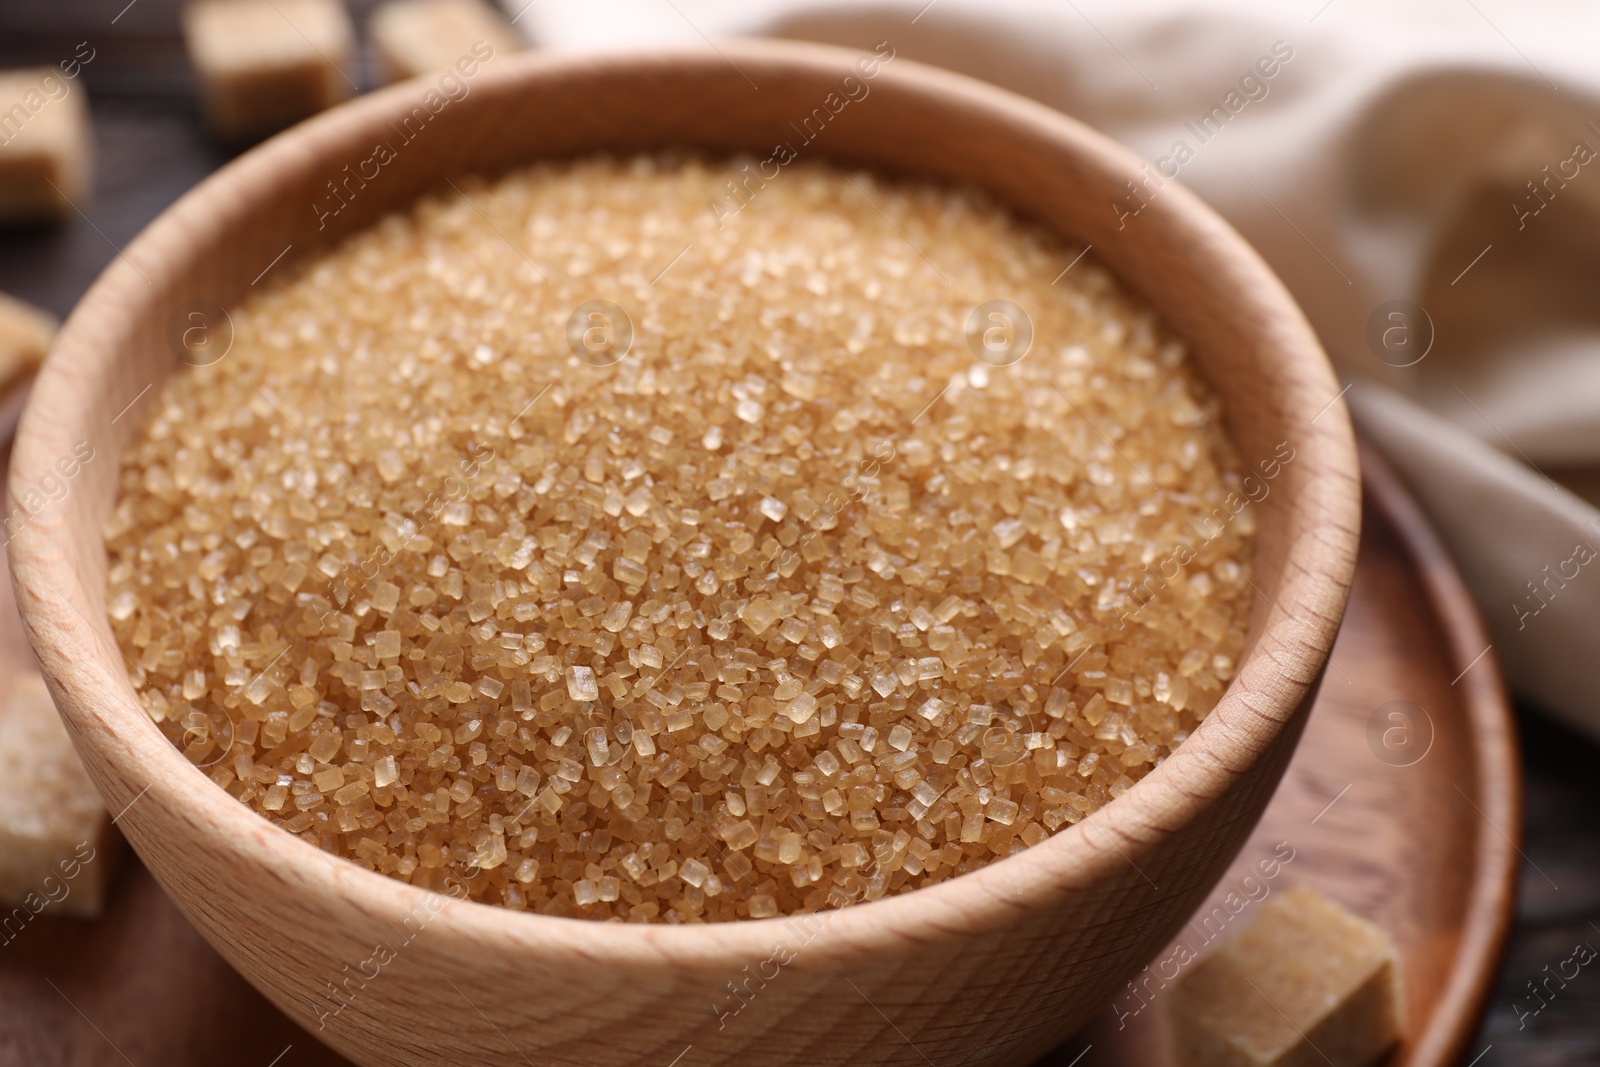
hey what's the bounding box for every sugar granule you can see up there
[105,156,1254,922]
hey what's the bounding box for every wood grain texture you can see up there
[5,42,1360,1066]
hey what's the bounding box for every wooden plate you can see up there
[1056,446,1521,1067]
[0,441,1515,1066]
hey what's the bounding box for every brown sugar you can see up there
[368,0,522,85]
[105,156,1255,922]
[0,68,92,224]
[0,290,55,391]
[1169,886,1406,1066]
[181,0,355,142]
[0,673,111,921]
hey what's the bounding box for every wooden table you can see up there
[4,5,1598,1063]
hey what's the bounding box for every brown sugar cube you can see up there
[368,0,521,84]
[0,68,92,224]
[0,291,54,391]
[1169,886,1405,1067]
[182,0,356,142]
[0,673,111,922]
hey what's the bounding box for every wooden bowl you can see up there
[8,41,1360,1067]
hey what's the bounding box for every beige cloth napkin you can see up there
[509,0,1600,740]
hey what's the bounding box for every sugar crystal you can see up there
[105,156,1252,924]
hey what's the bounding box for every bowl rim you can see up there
[8,38,1359,967]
